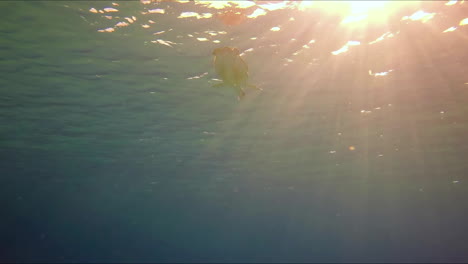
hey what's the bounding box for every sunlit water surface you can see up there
[1,1,468,262]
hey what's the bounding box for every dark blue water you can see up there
[1,1,468,262]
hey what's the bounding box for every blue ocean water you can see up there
[1,1,468,262]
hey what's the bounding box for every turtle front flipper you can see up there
[212,82,225,88]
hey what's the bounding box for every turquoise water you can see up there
[2,1,468,262]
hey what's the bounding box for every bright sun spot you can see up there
[348,1,388,15]
[301,1,401,25]
[341,1,390,24]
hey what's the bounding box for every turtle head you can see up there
[230,47,240,56]
[213,47,240,56]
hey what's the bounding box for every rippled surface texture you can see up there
[2,1,468,262]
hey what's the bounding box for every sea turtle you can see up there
[212,47,260,100]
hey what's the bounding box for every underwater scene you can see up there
[1,0,468,262]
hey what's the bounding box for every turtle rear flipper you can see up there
[237,88,246,100]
